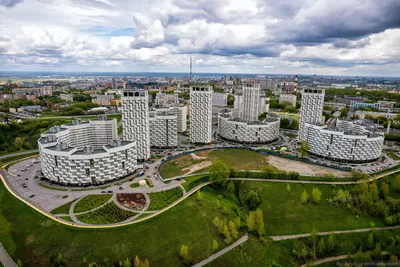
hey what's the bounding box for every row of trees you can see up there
[44,254,150,267]
[300,188,322,204]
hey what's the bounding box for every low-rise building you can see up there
[60,94,74,102]
[279,94,297,107]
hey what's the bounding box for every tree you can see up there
[134,256,141,267]
[14,137,25,150]
[300,190,309,204]
[247,209,265,237]
[327,233,335,252]
[123,258,132,267]
[246,190,261,210]
[310,228,319,248]
[381,182,389,198]
[213,216,225,234]
[287,184,291,192]
[17,259,23,267]
[228,220,239,239]
[298,141,310,158]
[312,188,322,204]
[341,107,349,117]
[141,258,149,267]
[317,238,325,256]
[212,239,219,252]
[180,245,190,265]
[227,181,235,193]
[216,199,221,209]
[393,175,400,193]
[223,224,232,243]
[367,233,374,249]
[196,190,203,202]
[209,160,230,186]
[234,216,241,229]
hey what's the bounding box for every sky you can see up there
[0,0,400,76]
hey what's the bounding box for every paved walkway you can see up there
[0,243,17,267]
[0,150,38,160]
[299,251,389,267]
[270,225,400,241]
[191,234,248,267]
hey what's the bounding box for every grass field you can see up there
[147,187,184,211]
[387,151,400,161]
[77,202,135,224]
[59,216,74,223]
[73,194,112,213]
[50,200,76,214]
[159,148,270,178]
[239,181,385,235]
[0,182,241,266]
[130,183,139,188]
[182,175,209,191]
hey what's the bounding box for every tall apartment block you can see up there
[190,86,212,144]
[121,89,150,161]
[298,88,325,141]
[240,83,261,122]
[149,110,178,148]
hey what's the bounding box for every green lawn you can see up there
[239,181,385,235]
[0,182,241,266]
[182,175,209,191]
[77,202,135,224]
[130,183,139,188]
[59,216,74,223]
[159,154,205,178]
[50,200,76,214]
[147,187,184,211]
[73,194,112,213]
[387,151,400,160]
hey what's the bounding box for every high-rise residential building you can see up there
[149,110,178,148]
[112,78,118,89]
[240,83,261,122]
[298,88,325,141]
[154,92,179,108]
[212,92,228,106]
[190,86,212,144]
[121,89,150,161]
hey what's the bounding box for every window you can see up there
[122,162,125,169]
[90,159,94,167]
[55,156,58,166]
[86,168,90,176]
[233,130,235,134]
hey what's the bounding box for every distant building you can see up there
[60,94,74,102]
[112,78,118,89]
[23,105,42,113]
[190,86,213,144]
[0,93,13,103]
[350,101,380,111]
[121,89,150,161]
[154,92,179,108]
[279,94,297,107]
[9,107,24,113]
[282,82,296,93]
[91,94,114,106]
[240,83,261,122]
[212,92,228,106]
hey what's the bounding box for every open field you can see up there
[160,148,349,178]
[147,187,184,211]
[73,194,112,213]
[267,155,350,176]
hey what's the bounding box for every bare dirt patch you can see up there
[183,161,213,175]
[267,156,349,176]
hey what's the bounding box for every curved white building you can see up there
[39,116,137,185]
[218,110,280,144]
[305,119,384,163]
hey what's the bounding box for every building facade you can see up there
[39,116,136,185]
[305,119,384,163]
[298,88,325,141]
[121,89,150,161]
[240,83,261,122]
[212,92,228,106]
[279,93,297,107]
[190,86,213,144]
[149,111,178,148]
[218,110,280,143]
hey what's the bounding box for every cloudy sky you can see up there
[0,0,400,76]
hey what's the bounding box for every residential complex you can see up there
[38,116,137,185]
[189,86,213,144]
[218,83,280,144]
[306,119,384,163]
[121,89,150,161]
[279,93,297,107]
[298,88,325,141]
[212,92,228,106]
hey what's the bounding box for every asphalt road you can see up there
[0,150,38,160]
[0,243,17,267]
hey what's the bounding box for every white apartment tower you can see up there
[240,83,261,122]
[298,88,325,141]
[121,89,150,161]
[190,86,212,144]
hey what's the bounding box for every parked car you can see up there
[107,190,113,193]
[29,194,35,198]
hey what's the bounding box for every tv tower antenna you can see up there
[190,57,192,82]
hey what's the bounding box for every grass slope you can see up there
[0,182,241,267]
[147,187,183,211]
[50,200,76,215]
[77,202,135,224]
[73,194,112,213]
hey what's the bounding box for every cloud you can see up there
[0,0,399,76]
[0,0,23,8]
